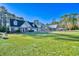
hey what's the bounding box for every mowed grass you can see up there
[0,31,79,56]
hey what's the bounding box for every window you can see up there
[33,24,35,27]
[14,20,17,25]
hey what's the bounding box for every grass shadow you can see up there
[25,32,49,36]
[53,33,79,41]
[23,32,79,41]
[29,32,79,42]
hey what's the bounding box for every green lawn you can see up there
[0,31,79,56]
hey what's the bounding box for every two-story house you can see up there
[0,6,48,33]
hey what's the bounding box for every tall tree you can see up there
[61,14,70,30]
[51,18,59,25]
[60,13,79,30]
[70,13,78,30]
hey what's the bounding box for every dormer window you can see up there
[14,20,17,25]
[33,24,35,26]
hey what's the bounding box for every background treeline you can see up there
[50,13,79,30]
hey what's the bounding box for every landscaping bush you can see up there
[16,29,21,33]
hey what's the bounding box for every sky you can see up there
[0,3,79,24]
